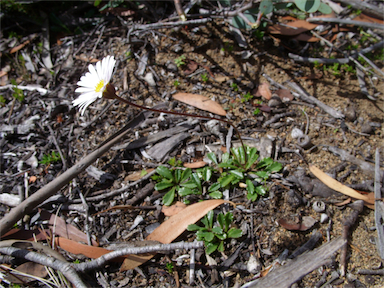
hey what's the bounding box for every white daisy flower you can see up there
[73,55,116,115]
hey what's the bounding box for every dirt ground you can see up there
[0,1,383,287]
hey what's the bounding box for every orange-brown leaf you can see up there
[55,237,120,260]
[268,20,318,36]
[256,83,272,100]
[173,93,226,116]
[162,201,187,216]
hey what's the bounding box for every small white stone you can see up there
[143,72,156,87]
[291,127,304,139]
[247,254,262,274]
[320,213,329,223]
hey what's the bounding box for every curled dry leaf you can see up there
[309,165,375,208]
[173,93,226,116]
[162,201,187,217]
[278,216,317,231]
[255,83,272,100]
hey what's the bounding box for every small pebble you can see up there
[344,106,357,122]
[320,213,329,223]
[361,122,373,134]
[166,61,178,72]
[247,254,262,274]
[291,127,304,139]
[173,44,183,53]
[268,95,283,108]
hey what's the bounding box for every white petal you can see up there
[75,87,96,93]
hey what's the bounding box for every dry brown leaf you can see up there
[309,165,375,208]
[42,210,99,246]
[29,175,37,183]
[256,83,272,100]
[13,262,47,283]
[9,40,30,54]
[162,201,187,216]
[276,89,294,101]
[120,199,231,271]
[173,93,226,116]
[293,33,321,42]
[268,20,318,36]
[183,60,199,75]
[183,161,207,168]
[125,169,154,181]
[353,13,384,25]
[334,198,352,206]
[215,75,230,83]
[278,216,317,231]
[55,237,122,260]
[75,54,99,63]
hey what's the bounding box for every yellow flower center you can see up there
[95,80,105,92]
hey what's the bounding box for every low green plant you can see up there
[40,151,61,165]
[174,55,186,67]
[253,108,261,115]
[153,166,200,205]
[201,73,209,82]
[187,210,242,254]
[168,157,183,167]
[207,146,282,201]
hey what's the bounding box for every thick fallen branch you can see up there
[242,237,346,288]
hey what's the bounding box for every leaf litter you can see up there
[0,1,383,287]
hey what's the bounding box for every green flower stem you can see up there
[105,83,247,164]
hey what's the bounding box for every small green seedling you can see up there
[230,82,239,92]
[187,210,243,254]
[166,262,174,273]
[221,42,234,52]
[11,79,24,102]
[173,80,180,88]
[201,73,209,83]
[40,151,61,165]
[174,55,186,67]
[241,91,253,103]
[0,95,6,106]
[253,108,261,115]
